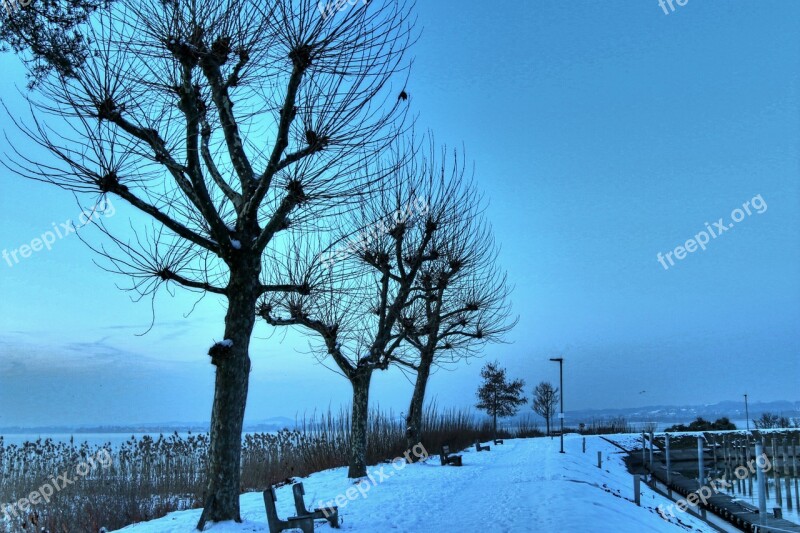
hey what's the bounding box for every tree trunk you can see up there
[546,415,551,437]
[493,389,498,438]
[405,360,432,454]
[197,261,260,528]
[348,369,372,478]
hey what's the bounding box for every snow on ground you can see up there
[114,434,713,532]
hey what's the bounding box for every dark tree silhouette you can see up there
[753,412,788,429]
[532,381,559,436]
[475,361,526,437]
[393,151,516,452]
[3,0,414,525]
[664,417,736,432]
[0,0,113,85]
[260,137,475,478]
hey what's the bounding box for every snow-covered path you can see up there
[115,435,712,532]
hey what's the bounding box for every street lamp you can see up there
[550,357,564,454]
[744,393,750,431]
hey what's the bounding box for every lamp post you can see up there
[550,357,564,454]
[744,393,750,431]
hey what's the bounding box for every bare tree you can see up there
[532,381,559,436]
[259,138,474,478]
[475,361,526,438]
[3,0,413,524]
[394,153,515,452]
[753,412,789,429]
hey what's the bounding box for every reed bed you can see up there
[581,416,636,435]
[1,407,534,533]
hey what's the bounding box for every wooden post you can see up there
[784,438,792,510]
[634,475,641,506]
[784,437,790,475]
[649,430,654,470]
[764,438,770,498]
[734,439,740,493]
[746,437,753,497]
[793,437,799,510]
[724,435,731,487]
[597,450,602,469]
[735,439,741,494]
[756,440,767,524]
[582,437,586,454]
[773,438,782,506]
[746,439,752,495]
[665,433,672,485]
[710,434,718,473]
[641,432,646,469]
[697,436,705,487]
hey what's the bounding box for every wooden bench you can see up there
[440,444,462,466]
[475,440,491,452]
[494,438,504,445]
[263,486,314,533]
[292,482,340,528]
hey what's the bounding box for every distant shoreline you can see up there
[2,398,797,435]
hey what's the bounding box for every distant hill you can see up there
[532,399,800,426]
[3,400,798,434]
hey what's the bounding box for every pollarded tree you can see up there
[532,381,559,436]
[475,361,526,438]
[393,158,516,452]
[3,0,414,525]
[260,138,471,478]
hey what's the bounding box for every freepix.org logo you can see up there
[656,194,767,271]
[658,452,771,518]
[317,0,368,20]
[1,448,113,521]
[3,198,117,268]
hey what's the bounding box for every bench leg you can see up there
[312,507,340,528]
[285,517,315,533]
[326,509,340,528]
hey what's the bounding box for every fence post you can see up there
[597,450,602,469]
[649,430,654,470]
[784,438,792,510]
[773,438,783,506]
[697,436,705,486]
[665,433,672,486]
[634,474,641,506]
[756,440,767,524]
[746,437,753,497]
[583,437,586,454]
[641,432,646,469]
[793,438,799,510]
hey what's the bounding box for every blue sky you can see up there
[1,1,798,427]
